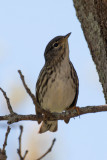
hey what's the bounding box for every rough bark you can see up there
[73,0,107,102]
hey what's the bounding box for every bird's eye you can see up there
[53,42,58,47]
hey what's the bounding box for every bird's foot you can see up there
[72,106,80,118]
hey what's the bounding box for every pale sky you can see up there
[0,1,106,160]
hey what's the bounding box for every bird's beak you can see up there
[60,32,71,43]
[64,32,71,40]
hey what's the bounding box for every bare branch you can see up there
[2,126,11,153]
[17,125,28,160]
[18,70,36,105]
[0,70,107,126]
[0,88,14,114]
[0,150,7,160]
[17,126,23,159]
[36,138,56,160]
[23,150,29,160]
[18,70,43,118]
[0,105,107,124]
[0,126,11,160]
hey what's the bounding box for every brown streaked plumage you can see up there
[36,33,79,133]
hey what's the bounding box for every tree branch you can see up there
[17,126,28,160]
[0,88,14,114]
[0,69,107,159]
[2,126,11,153]
[0,105,107,124]
[0,126,11,160]
[36,138,56,160]
[18,70,36,105]
[0,70,107,125]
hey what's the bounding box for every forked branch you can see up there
[36,138,56,160]
[17,126,28,160]
[0,70,107,124]
[0,70,107,160]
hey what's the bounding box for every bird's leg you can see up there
[64,106,80,124]
[72,106,80,117]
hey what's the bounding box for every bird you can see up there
[36,33,79,133]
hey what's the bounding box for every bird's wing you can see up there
[64,61,79,123]
[35,66,46,124]
[64,62,79,123]
[69,61,79,108]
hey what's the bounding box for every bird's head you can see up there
[44,33,71,63]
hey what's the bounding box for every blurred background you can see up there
[0,0,106,160]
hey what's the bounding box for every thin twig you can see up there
[17,126,28,160]
[0,88,14,114]
[2,126,11,153]
[18,70,45,114]
[23,150,29,160]
[36,138,56,160]
[0,71,107,126]
[17,126,23,158]
[0,126,11,160]
[18,70,36,105]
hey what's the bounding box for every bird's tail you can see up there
[39,121,58,134]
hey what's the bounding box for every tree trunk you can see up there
[73,0,107,102]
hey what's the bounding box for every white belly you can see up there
[41,61,76,113]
